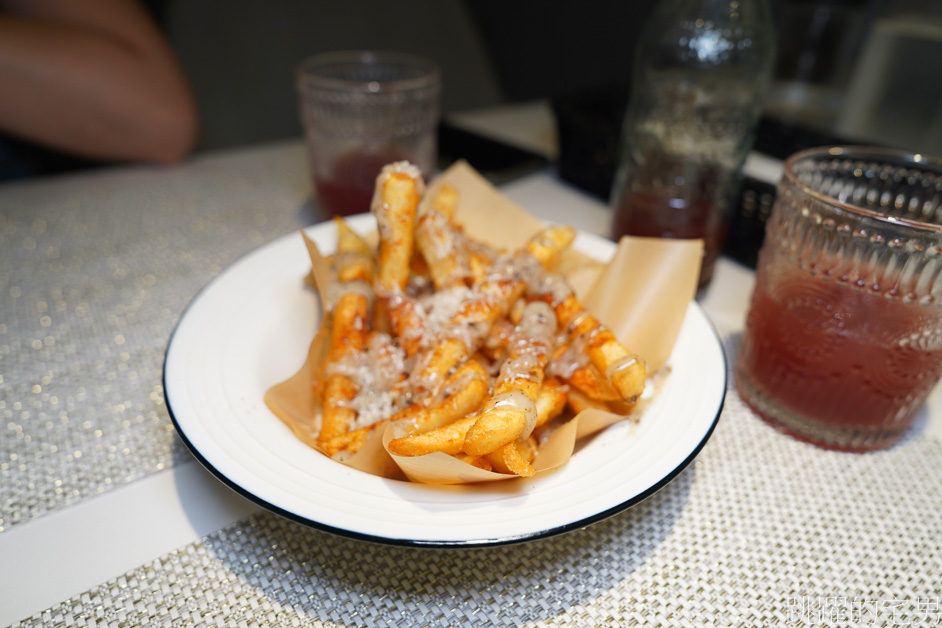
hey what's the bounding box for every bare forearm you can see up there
[0,2,197,163]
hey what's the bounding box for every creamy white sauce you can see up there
[606,354,641,383]
[489,391,538,440]
[327,279,374,312]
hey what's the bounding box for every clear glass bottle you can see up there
[610,0,776,289]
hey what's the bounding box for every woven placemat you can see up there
[11,359,942,627]
[0,143,315,531]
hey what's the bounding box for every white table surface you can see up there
[2,103,940,626]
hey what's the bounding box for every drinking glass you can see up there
[736,146,942,451]
[296,51,440,217]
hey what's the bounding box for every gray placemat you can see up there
[1,143,317,531]
[11,376,942,627]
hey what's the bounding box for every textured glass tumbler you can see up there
[296,51,440,217]
[736,147,942,451]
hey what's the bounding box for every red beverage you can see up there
[612,190,729,288]
[736,263,942,450]
[313,148,411,217]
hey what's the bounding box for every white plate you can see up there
[165,215,726,547]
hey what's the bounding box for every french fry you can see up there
[463,301,557,457]
[428,182,459,223]
[372,164,422,293]
[557,298,646,404]
[327,359,490,457]
[408,253,527,398]
[318,291,370,447]
[410,360,490,433]
[565,364,621,401]
[526,225,576,269]
[415,209,470,290]
[485,437,538,477]
[387,414,479,457]
[333,217,375,284]
[534,378,569,428]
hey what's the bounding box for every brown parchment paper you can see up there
[264,160,702,484]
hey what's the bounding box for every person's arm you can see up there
[0,0,198,164]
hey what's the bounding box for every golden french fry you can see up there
[384,292,426,357]
[534,378,569,428]
[411,360,490,433]
[373,165,422,293]
[319,373,358,446]
[321,421,372,457]
[410,337,469,398]
[486,437,537,477]
[568,365,621,401]
[467,250,493,284]
[545,292,646,404]
[318,291,371,447]
[429,182,459,222]
[388,414,479,457]
[481,316,515,362]
[416,209,470,290]
[463,302,557,456]
[333,217,375,284]
[526,225,576,269]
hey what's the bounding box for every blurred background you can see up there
[150,0,942,156]
[6,0,942,186]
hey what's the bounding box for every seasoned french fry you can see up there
[416,209,470,290]
[372,164,422,293]
[486,437,537,477]
[408,254,528,398]
[410,336,468,397]
[559,299,646,404]
[428,182,459,223]
[411,360,490,433]
[463,302,557,457]
[388,414,479,457]
[567,364,621,401]
[325,359,489,457]
[371,163,426,361]
[318,291,370,447]
[534,378,569,428]
[526,225,576,269]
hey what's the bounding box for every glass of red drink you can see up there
[736,146,942,451]
[296,51,440,217]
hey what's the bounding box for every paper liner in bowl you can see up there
[264,160,702,484]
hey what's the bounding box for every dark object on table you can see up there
[550,85,629,201]
[725,117,863,267]
[437,122,549,185]
[549,82,867,269]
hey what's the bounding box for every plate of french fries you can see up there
[165,161,726,546]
